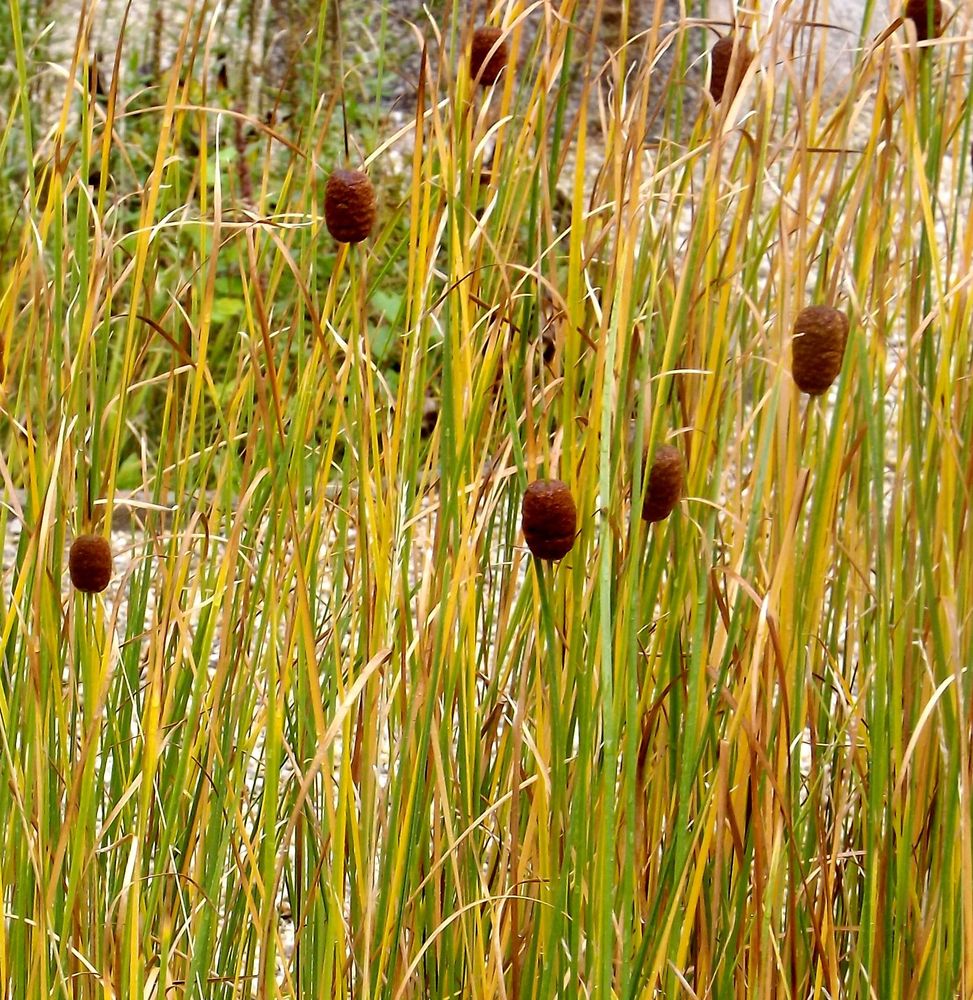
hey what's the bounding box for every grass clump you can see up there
[0,0,970,997]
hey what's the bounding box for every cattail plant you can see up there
[791,305,850,396]
[641,446,685,523]
[325,169,376,244]
[709,33,752,105]
[470,26,509,86]
[69,534,113,593]
[522,479,577,560]
[904,0,943,42]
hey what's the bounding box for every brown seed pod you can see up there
[904,0,943,42]
[709,34,752,105]
[470,26,508,86]
[641,446,685,523]
[791,305,850,396]
[69,534,113,593]
[324,169,376,244]
[522,479,577,561]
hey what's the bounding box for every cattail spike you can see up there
[791,305,849,396]
[904,0,943,42]
[709,33,752,105]
[470,26,509,86]
[325,169,376,244]
[642,446,685,523]
[522,479,577,561]
[69,534,113,593]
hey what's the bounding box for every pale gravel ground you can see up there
[34,0,913,150]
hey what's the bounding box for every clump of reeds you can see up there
[470,26,509,86]
[69,534,113,593]
[325,169,376,244]
[522,479,577,560]
[791,305,850,396]
[709,33,752,105]
[641,446,685,523]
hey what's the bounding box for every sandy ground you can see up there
[44,0,882,93]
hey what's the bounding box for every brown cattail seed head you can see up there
[709,34,752,104]
[470,26,508,86]
[904,0,943,42]
[642,446,685,523]
[522,479,577,561]
[791,305,850,396]
[69,534,112,593]
[324,169,376,244]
